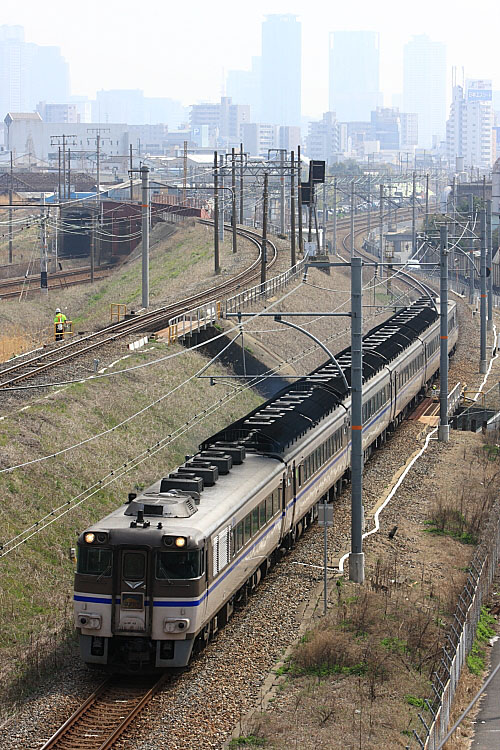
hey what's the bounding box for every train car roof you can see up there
[82,453,283,547]
[201,298,439,455]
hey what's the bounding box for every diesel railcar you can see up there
[74,297,458,672]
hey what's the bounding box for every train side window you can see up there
[236,522,243,551]
[259,501,266,528]
[244,514,251,543]
[274,487,282,515]
[297,464,303,487]
[252,507,259,535]
[266,495,273,521]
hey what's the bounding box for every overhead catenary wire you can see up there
[0,285,398,558]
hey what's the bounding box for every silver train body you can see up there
[74,298,458,671]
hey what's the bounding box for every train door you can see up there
[113,549,151,635]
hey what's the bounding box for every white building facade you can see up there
[446,80,493,169]
[4,113,129,162]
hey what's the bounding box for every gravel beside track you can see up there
[1,286,493,750]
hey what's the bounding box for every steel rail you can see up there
[39,674,168,750]
[0,225,277,389]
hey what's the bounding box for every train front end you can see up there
[74,492,206,672]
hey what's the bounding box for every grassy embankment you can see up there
[0,221,262,709]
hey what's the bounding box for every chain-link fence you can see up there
[411,498,500,749]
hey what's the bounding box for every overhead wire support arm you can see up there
[273,316,350,394]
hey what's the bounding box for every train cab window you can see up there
[77,547,112,576]
[259,501,266,528]
[156,549,203,580]
[123,552,145,580]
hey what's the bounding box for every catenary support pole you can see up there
[350,179,355,258]
[62,134,66,200]
[439,224,450,442]
[67,148,71,200]
[487,199,493,331]
[141,165,150,309]
[379,183,384,278]
[239,142,244,225]
[261,173,268,287]
[412,171,416,257]
[8,150,13,263]
[349,256,364,583]
[219,154,224,243]
[213,151,220,274]
[480,208,487,374]
[333,177,337,255]
[425,173,429,229]
[290,150,296,267]
[297,145,303,254]
[280,149,285,236]
[367,175,371,240]
[231,147,237,253]
[322,180,327,251]
[308,166,313,242]
[58,147,61,203]
[90,214,95,284]
[130,144,133,202]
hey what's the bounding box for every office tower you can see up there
[329,31,381,122]
[226,56,262,122]
[446,79,493,169]
[403,35,446,149]
[261,14,301,127]
[30,44,69,105]
[0,25,69,116]
[370,107,401,150]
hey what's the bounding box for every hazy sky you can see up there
[2,0,499,116]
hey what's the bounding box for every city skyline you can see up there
[0,0,499,118]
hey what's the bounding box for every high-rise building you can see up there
[241,122,279,157]
[189,97,250,149]
[329,31,381,122]
[261,14,301,127]
[400,113,418,148]
[0,25,69,117]
[370,107,400,151]
[226,57,262,122]
[403,35,446,149]
[446,79,493,169]
[306,112,339,163]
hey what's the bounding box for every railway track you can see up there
[40,675,168,750]
[0,225,277,390]
[0,265,113,300]
[336,205,439,302]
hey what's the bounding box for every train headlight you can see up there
[77,613,102,630]
[175,537,186,548]
[163,617,190,633]
[84,532,95,544]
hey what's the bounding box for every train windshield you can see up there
[156,550,203,580]
[77,547,113,576]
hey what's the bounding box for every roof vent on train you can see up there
[125,491,198,519]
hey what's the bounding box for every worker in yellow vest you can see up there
[54,307,67,341]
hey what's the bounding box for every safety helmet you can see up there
[55,308,61,313]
